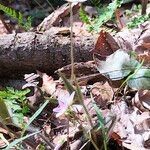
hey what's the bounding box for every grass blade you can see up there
[22,100,49,135]
[5,131,40,150]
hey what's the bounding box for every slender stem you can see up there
[102,130,107,150]
[75,81,94,128]
[115,59,144,96]
[67,118,70,149]
[82,102,94,128]
[89,136,100,150]
[69,2,75,82]
[74,116,99,150]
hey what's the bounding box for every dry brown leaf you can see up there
[113,121,127,139]
[0,127,9,149]
[137,52,150,65]
[0,17,9,35]
[115,21,150,63]
[41,73,57,95]
[57,61,106,86]
[37,3,80,31]
[91,82,114,109]
[111,98,150,149]
[92,30,119,59]
[142,42,150,49]
[133,90,150,112]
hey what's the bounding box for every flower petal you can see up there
[55,109,67,118]
[66,91,75,106]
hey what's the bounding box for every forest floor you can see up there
[0,0,149,150]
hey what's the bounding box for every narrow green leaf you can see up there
[0,98,12,124]
[22,100,49,135]
[92,102,105,128]
[5,131,40,150]
[75,83,83,103]
[59,72,75,94]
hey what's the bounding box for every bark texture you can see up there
[0,27,95,78]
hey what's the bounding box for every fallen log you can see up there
[0,27,95,78]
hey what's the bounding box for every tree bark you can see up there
[0,27,95,78]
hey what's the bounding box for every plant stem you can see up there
[67,118,70,149]
[76,81,94,128]
[82,102,94,128]
[75,116,99,150]
[69,2,75,82]
[115,59,144,96]
[102,130,107,150]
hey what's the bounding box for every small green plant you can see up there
[79,6,92,25]
[80,0,123,32]
[127,14,150,29]
[125,4,142,17]
[0,87,30,126]
[53,73,116,150]
[0,3,32,30]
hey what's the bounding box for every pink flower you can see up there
[53,92,75,117]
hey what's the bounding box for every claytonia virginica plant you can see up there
[53,91,82,118]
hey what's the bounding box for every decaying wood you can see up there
[57,61,107,85]
[0,27,95,78]
[0,20,149,79]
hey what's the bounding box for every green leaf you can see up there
[22,99,49,135]
[0,88,30,127]
[79,6,91,24]
[0,3,32,30]
[75,82,83,104]
[0,98,12,124]
[5,131,40,150]
[59,72,75,94]
[92,102,105,128]
[91,0,123,32]
[128,68,150,89]
[127,14,150,29]
[95,50,139,80]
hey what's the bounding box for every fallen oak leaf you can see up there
[92,30,119,59]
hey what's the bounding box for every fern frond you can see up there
[0,3,32,30]
[79,6,91,24]
[91,0,123,32]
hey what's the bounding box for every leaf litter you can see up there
[0,3,150,149]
